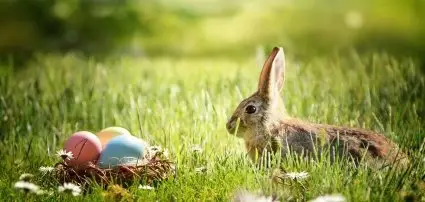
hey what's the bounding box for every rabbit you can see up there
[226,47,409,167]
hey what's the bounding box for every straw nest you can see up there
[54,147,174,188]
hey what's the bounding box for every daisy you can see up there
[191,145,203,153]
[284,171,309,180]
[39,166,55,174]
[19,173,34,181]
[56,149,73,161]
[14,181,40,193]
[58,183,81,196]
[309,194,346,202]
[138,185,154,190]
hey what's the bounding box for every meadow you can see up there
[0,52,424,201]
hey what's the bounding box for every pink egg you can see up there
[64,131,102,167]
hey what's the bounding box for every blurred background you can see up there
[0,0,424,64]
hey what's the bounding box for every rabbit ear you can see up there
[257,47,285,100]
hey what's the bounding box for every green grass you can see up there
[0,52,424,201]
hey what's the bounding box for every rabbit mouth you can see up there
[227,126,245,136]
[226,125,235,134]
[227,125,237,134]
[226,116,244,135]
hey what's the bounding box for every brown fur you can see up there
[254,118,407,166]
[226,47,408,167]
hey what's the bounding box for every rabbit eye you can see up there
[245,105,256,114]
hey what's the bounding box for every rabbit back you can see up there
[261,119,409,166]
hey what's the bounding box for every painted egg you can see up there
[98,135,147,168]
[63,131,102,167]
[96,126,131,148]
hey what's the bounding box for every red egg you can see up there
[63,131,102,167]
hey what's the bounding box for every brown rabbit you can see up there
[226,47,408,167]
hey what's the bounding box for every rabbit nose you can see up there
[226,116,236,131]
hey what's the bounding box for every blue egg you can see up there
[98,135,147,168]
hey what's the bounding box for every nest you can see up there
[54,150,175,188]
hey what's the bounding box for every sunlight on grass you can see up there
[0,53,424,201]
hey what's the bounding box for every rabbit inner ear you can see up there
[257,47,285,100]
[273,48,285,92]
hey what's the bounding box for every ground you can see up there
[0,53,424,201]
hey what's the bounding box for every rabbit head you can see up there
[226,47,288,137]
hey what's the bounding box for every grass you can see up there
[0,52,424,201]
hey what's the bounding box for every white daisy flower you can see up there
[58,183,81,196]
[195,166,207,174]
[56,149,73,161]
[138,185,154,190]
[309,194,346,202]
[14,181,40,193]
[191,145,203,153]
[39,166,55,174]
[19,173,34,181]
[284,171,309,180]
